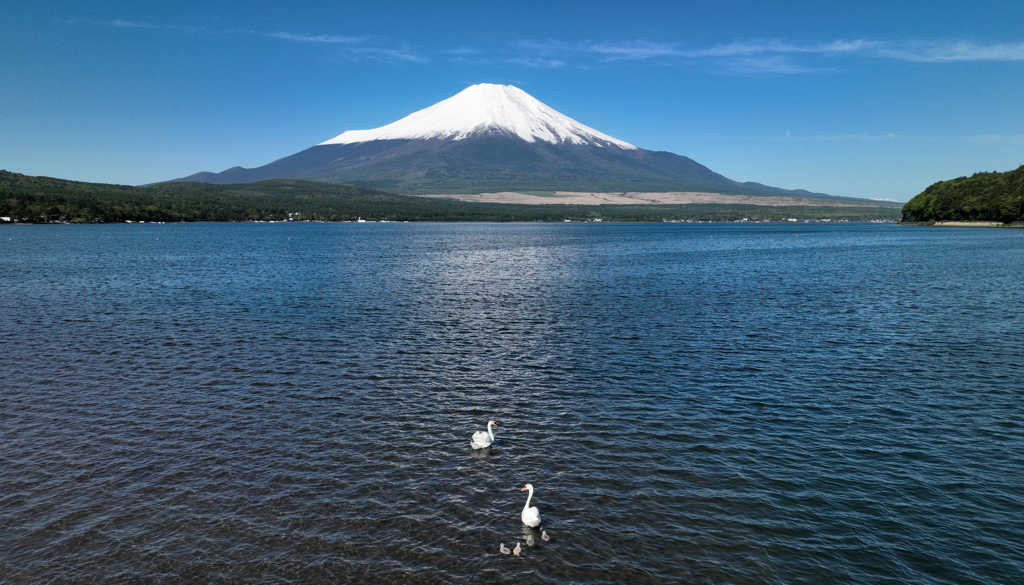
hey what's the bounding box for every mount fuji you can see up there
[173,84,828,197]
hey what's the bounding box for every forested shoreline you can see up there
[901,165,1024,223]
[2,170,900,223]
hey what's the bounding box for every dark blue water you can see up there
[2,222,1022,584]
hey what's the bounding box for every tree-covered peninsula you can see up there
[2,170,900,223]
[901,164,1024,223]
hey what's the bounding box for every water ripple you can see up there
[1,222,1023,583]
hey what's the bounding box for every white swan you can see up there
[470,420,497,449]
[520,483,542,527]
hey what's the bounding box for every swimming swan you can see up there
[520,483,542,527]
[471,420,497,449]
[499,543,510,555]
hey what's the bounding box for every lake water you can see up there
[2,222,1022,584]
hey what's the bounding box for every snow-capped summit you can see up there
[319,83,636,149]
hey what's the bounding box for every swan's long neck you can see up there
[487,422,495,440]
[524,486,533,510]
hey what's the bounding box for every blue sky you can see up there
[3,1,1023,201]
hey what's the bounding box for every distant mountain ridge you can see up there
[172,84,844,199]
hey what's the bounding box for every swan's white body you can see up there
[470,420,497,449]
[520,483,542,527]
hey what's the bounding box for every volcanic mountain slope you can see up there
[174,84,833,198]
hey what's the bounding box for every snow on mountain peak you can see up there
[319,83,636,149]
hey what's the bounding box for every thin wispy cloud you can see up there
[109,19,155,29]
[99,20,1024,73]
[683,39,882,58]
[511,37,1024,74]
[262,31,367,44]
[507,57,565,69]
[105,20,204,34]
[439,47,481,56]
[725,56,816,75]
[340,46,425,63]
[99,19,421,63]
[878,41,1024,62]
[568,40,684,60]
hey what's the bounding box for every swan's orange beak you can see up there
[521,487,527,491]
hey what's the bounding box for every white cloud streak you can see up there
[511,37,1024,74]
[878,41,1024,62]
[101,20,1024,73]
[262,31,367,44]
[507,57,565,68]
[439,47,480,56]
[101,20,422,63]
[109,19,155,29]
[338,46,425,63]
